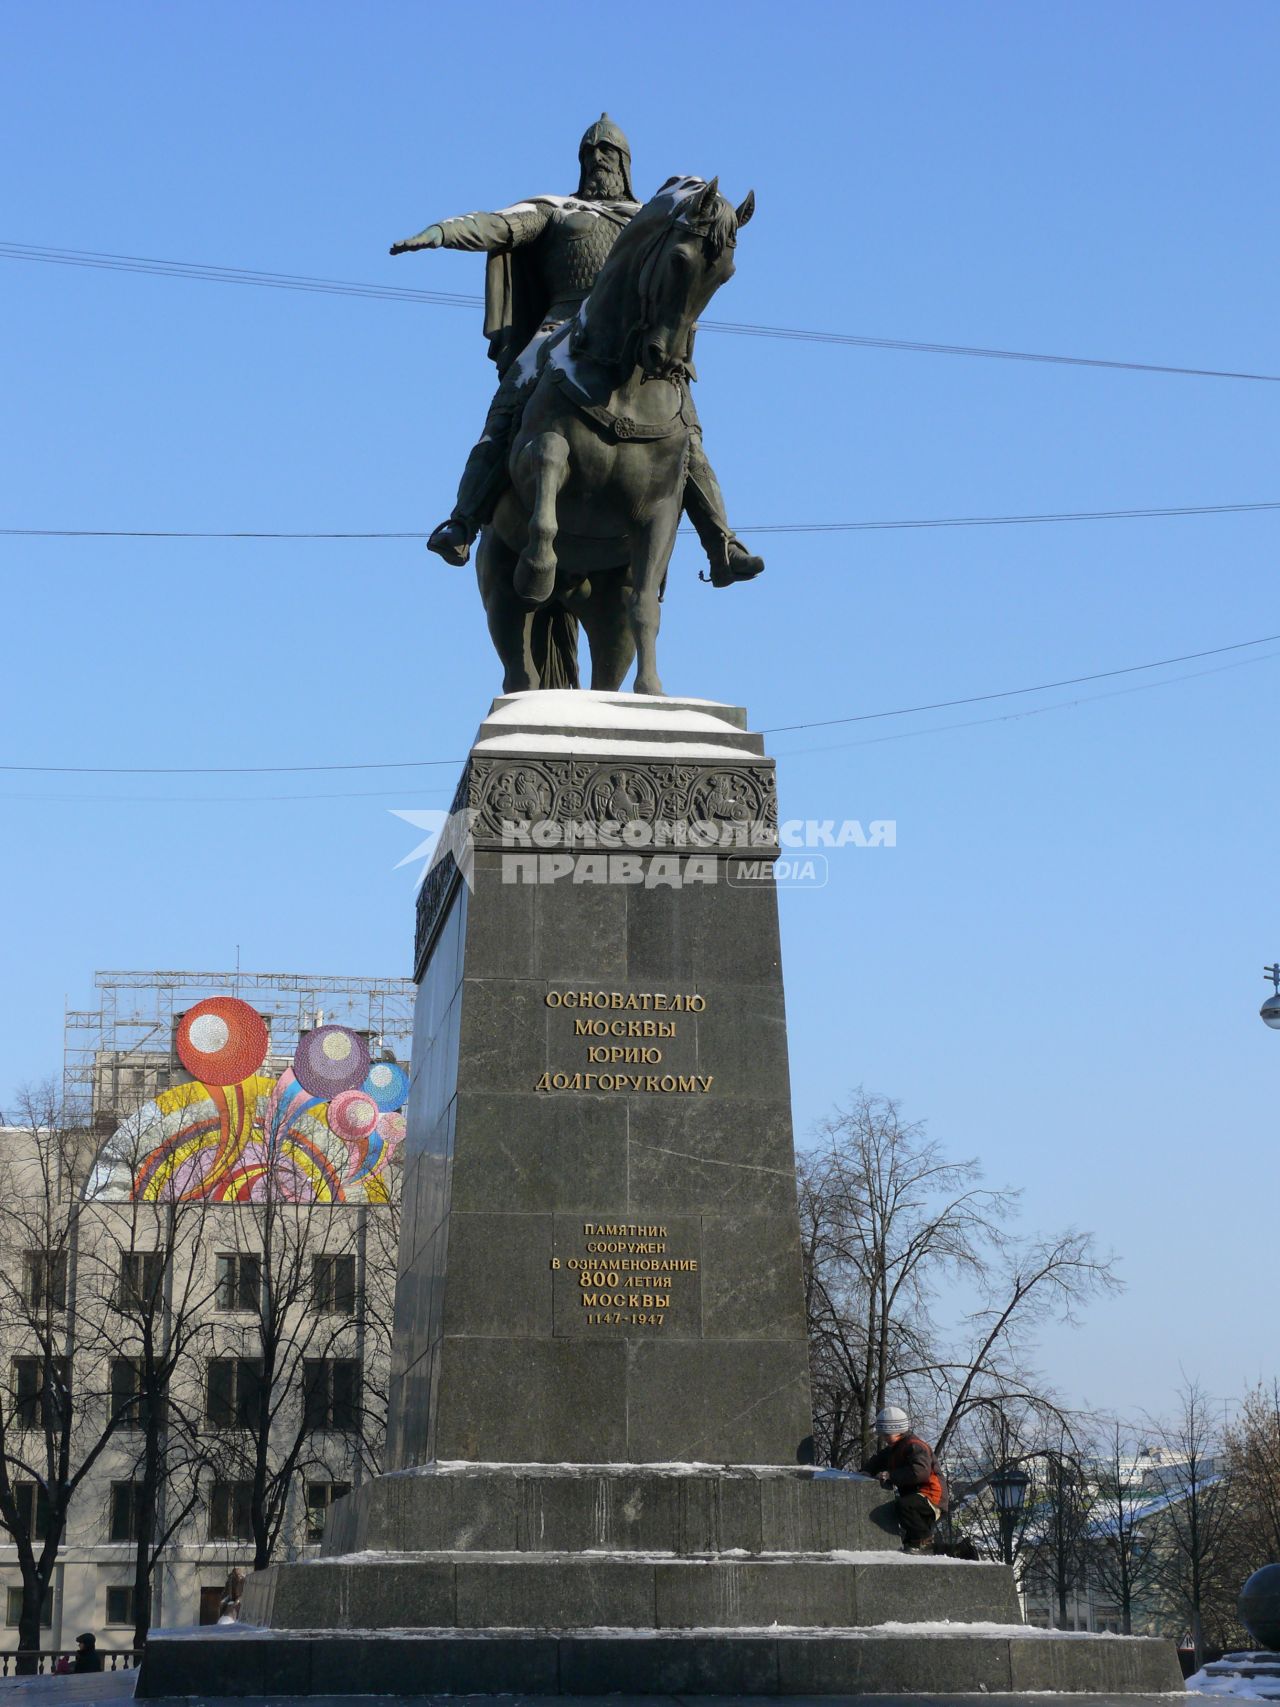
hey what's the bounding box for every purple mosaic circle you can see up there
[292,1024,370,1098]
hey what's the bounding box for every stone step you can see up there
[477,692,766,758]
[1204,1657,1280,1678]
[137,1625,1185,1698]
[324,1464,903,1557]
[243,1550,1019,1633]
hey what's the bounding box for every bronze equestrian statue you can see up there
[391,121,758,693]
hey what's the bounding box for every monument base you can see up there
[136,1465,1182,1696]
[137,698,1181,1695]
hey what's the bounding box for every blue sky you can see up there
[3,0,1277,1425]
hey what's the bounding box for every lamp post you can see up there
[991,1465,1031,1568]
[1262,965,1280,1030]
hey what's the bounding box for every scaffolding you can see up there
[64,968,416,1129]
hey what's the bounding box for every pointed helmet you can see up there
[577,112,635,200]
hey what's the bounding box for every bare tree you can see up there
[933,1230,1120,1454]
[200,1174,397,1570]
[798,1089,1121,1470]
[1025,1430,1092,1628]
[0,1085,128,1665]
[1089,1417,1163,1635]
[946,1401,1043,1571]
[1222,1381,1280,1568]
[798,1090,1015,1464]
[1145,1379,1237,1668]
[79,1105,225,1649]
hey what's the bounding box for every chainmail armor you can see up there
[501,208,551,246]
[538,208,626,321]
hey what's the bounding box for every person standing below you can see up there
[72,1633,103,1673]
[861,1405,946,1553]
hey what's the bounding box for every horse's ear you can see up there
[699,176,720,213]
[735,189,756,228]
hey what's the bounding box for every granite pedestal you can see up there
[138,695,1182,1697]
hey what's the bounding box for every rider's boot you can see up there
[683,435,765,588]
[427,518,477,566]
[428,407,518,566]
[709,538,765,588]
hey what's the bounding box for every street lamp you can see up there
[1262,965,1280,1031]
[990,1465,1031,1567]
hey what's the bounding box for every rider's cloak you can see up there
[482,196,637,377]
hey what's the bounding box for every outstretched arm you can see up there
[390,202,552,257]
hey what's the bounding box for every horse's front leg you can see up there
[513,432,570,607]
[628,501,681,696]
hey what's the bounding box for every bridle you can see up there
[633,199,732,382]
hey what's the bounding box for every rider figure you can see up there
[391,115,764,589]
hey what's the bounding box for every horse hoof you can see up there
[634,678,665,697]
[514,556,556,606]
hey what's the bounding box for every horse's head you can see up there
[636,176,755,382]
[572,177,755,382]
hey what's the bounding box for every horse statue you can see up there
[476,176,755,696]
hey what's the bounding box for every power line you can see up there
[1,631,1274,778]
[760,631,1280,734]
[5,499,1280,541]
[0,755,465,776]
[5,649,1274,805]
[4,240,1277,384]
[773,649,1279,758]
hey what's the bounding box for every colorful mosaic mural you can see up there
[121,997,407,1204]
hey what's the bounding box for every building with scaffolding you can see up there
[0,967,414,1654]
[65,968,415,1134]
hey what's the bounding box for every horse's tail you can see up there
[532,607,580,691]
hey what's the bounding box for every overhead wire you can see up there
[771,649,1280,758]
[4,240,1277,383]
[6,649,1275,804]
[1,630,1275,781]
[5,500,1280,541]
[760,631,1280,734]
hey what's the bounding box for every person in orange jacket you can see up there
[861,1404,947,1553]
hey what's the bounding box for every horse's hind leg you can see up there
[513,432,569,607]
[476,527,539,691]
[628,506,681,696]
[574,574,636,691]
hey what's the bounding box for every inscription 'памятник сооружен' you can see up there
[552,1221,700,1329]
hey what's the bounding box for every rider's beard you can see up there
[580,164,628,201]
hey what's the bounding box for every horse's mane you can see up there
[656,174,738,254]
[569,177,736,369]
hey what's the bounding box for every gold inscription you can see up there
[559,1216,699,1333]
[546,991,706,1011]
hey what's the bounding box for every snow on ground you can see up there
[1187,1656,1280,1699]
[307,1547,987,1567]
[387,1460,841,1477]
[153,1620,1144,1641]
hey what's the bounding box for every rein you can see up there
[549,362,693,441]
